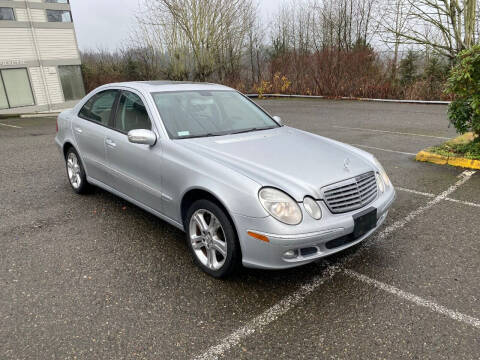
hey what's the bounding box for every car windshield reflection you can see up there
[151,90,279,139]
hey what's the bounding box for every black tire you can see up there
[185,199,241,278]
[65,147,90,194]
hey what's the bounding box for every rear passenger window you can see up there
[114,91,151,133]
[79,90,118,126]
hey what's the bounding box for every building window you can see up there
[58,65,85,101]
[45,0,70,3]
[0,8,15,21]
[0,69,35,109]
[46,9,72,22]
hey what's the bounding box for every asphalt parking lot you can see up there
[1,99,479,359]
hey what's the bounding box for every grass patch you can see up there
[429,133,480,160]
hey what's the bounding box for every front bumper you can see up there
[235,186,396,269]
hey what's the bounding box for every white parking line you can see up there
[192,170,476,360]
[396,187,435,198]
[344,269,480,329]
[333,125,451,140]
[352,144,417,156]
[193,265,343,360]
[396,187,480,208]
[0,122,22,129]
[378,171,475,239]
[445,197,480,208]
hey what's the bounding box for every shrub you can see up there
[446,45,480,137]
[399,50,418,86]
[80,46,451,102]
[429,133,480,160]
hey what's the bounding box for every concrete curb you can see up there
[416,150,480,170]
[19,108,72,118]
[247,94,450,105]
[20,113,60,118]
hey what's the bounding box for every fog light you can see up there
[376,172,385,193]
[303,196,322,220]
[283,250,298,259]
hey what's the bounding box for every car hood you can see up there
[179,127,375,201]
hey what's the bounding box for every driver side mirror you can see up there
[128,129,157,146]
[273,116,283,126]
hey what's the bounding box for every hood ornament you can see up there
[344,157,351,171]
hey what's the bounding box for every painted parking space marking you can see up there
[333,125,451,140]
[192,170,476,360]
[445,197,480,208]
[378,171,475,239]
[352,144,417,156]
[193,265,343,360]
[0,122,22,129]
[396,186,480,208]
[344,269,480,329]
[396,187,435,198]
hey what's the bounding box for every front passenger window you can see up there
[114,91,151,133]
[79,90,118,126]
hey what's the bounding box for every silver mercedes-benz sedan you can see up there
[55,81,395,277]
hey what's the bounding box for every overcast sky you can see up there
[70,0,280,51]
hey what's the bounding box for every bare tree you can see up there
[378,0,413,78]
[385,0,478,60]
[246,11,265,85]
[136,0,255,81]
[476,0,480,42]
[308,0,378,50]
[270,1,299,55]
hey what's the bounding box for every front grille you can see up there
[322,172,378,214]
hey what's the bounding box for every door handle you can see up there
[74,127,83,134]
[105,138,116,148]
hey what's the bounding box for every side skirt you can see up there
[87,177,185,231]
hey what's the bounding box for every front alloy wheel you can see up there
[186,200,240,278]
[189,209,227,271]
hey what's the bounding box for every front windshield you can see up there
[151,90,279,139]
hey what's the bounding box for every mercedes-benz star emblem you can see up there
[344,157,351,171]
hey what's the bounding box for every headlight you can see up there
[259,188,302,225]
[303,197,322,220]
[373,157,391,188]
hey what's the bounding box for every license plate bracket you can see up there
[353,207,377,239]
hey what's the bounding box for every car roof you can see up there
[106,81,234,93]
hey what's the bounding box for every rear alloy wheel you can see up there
[186,200,240,278]
[65,148,89,194]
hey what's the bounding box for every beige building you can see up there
[0,0,84,115]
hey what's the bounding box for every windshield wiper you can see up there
[177,133,225,139]
[229,127,276,135]
[177,127,276,139]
